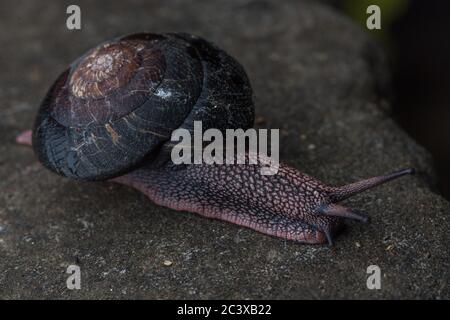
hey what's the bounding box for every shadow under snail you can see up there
[16,32,414,245]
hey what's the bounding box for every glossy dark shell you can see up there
[32,33,254,180]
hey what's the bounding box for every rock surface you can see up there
[0,0,448,299]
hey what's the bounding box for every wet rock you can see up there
[0,0,448,299]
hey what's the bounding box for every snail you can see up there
[16,32,414,245]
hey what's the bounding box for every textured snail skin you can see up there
[111,158,413,244]
[20,33,415,245]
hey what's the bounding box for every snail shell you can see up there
[33,33,254,180]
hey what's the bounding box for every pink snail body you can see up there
[16,33,414,245]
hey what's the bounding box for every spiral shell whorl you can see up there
[70,43,141,99]
[50,39,166,128]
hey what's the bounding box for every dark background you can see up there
[331,0,450,199]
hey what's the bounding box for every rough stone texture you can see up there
[0,0,448,299]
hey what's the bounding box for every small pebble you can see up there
[308,144,316,150]
[355,242,361,248]
[255,116,266,125]
[386,244,394,251]
[269,53,281,61]
[163,260,173,266]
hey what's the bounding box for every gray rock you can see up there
[0,0,448,299]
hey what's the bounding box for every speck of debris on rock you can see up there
[355,242,361,248]
[308,144,316,150]
[386,245,394,251]
[163,260,173,266]
[255,116,266,125]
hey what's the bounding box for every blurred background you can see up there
[328,0,450,199]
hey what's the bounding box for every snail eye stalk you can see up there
[329,168,415,203]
